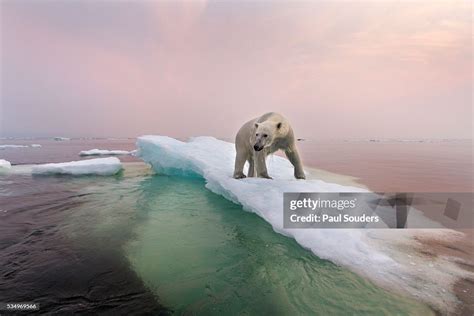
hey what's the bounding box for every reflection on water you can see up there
[0,165,433,315]
[297,139,472,192]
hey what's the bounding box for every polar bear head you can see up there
[252,121,285,151]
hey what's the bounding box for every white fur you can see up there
[233,112,305,179]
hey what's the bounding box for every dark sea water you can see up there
[0,138,471,314]
[0,169,168,314]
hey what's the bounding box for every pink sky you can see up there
[1,0,472,139]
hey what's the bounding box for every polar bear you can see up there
[233,112,305,179]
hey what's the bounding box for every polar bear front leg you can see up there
[233,150,248,179]
[254,151,272,179]
[247,156,255,177]
[285,147,306,179]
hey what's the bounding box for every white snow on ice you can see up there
[137,135,471,312]
[79,149,131,156]
[32,157,122,176]
[31,144,42,148]
[0,159,11,170]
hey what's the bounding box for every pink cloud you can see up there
[1,0,471,138]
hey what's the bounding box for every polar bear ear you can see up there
[255,123,259,129]
[276,122,282,129]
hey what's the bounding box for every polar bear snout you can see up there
[253,144,263,151]
[253,135,266,151]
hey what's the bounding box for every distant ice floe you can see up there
[0,144,42,149]
[79,149,130,156]
[32,157,122,176]
[0,159,11,170]
[0,145,29,149]
[137,135,471,312]
[53,137,71,141]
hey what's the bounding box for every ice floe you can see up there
[53,137,71,141]
[0,145,29,149]
[0,159,11,170]
[0,144,42,149]
[137,135,471,312]
[32,157,122,176]
[79,149,131,156]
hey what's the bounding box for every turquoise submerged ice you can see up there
[136,137,383,266]
[121,176,431,315]
[66,171,430,315]
[137,135,469,311]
